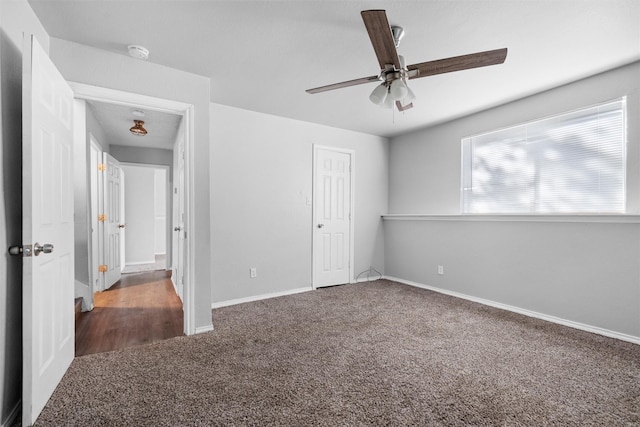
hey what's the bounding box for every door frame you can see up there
[119,162,171,270]
[311,144,355,289]
[89,134,105,293]
[69,82,197,335]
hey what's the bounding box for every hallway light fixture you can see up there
[129,119,147,136]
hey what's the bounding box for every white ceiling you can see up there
[29,0,640,138]
[86,101,182,150]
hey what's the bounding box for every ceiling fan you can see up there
[306,10,508,112]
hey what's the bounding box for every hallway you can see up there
[75,270,183,356]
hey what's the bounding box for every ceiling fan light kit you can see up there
[306,10,507,113]
[369,83,388,105]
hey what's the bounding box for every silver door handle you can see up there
[317,224,324,228]
[174,226,182,231]
[118,224,126,229]
[33,243,54,256]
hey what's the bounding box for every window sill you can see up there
[381,214,640,224]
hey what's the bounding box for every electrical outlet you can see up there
[250,268,257,278]
[438,265,444,275]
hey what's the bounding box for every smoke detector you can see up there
[128,45,149,60]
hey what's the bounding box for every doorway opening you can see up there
[120,163,170,275]
[71,82,196,337]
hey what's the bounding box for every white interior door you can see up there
[312,146,353,288]
[173,138,186,300]
[103,152,123,288]
[119,168,126,271]
[22,35,75,426]
[89,138,104,292]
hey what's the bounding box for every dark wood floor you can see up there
[75,270,184,356]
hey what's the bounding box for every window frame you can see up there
[460,97,628,215]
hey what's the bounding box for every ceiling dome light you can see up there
[129,120,147,136]
[369,83,388,105]
[390,79,408,101]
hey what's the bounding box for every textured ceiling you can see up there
[29,0,640,138]
[86,101,181,150]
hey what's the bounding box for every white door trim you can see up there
[311,144,355,289]
[69,82,197,336]
[89,134,105,293]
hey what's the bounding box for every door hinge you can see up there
[98,163,107,172]
[98,214,106,222]
[98,264,108,273]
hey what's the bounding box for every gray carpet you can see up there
[36,280,639,426]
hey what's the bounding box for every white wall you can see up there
[0,0,50,423]
[210,104,389,304]
[154,168,167,255]
[122,165,156,264]
[50,38,212,329]
[386,62,640,341]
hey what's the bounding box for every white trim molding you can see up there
[194,324,214,334]
[381,214,640,224]
[384,275,640,346]
[212,287,312,309]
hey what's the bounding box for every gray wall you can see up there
[110,145,172,168]
[86,103,110,152]
[210,104,388,303]
[0,0,50,423]
[121,165,156,264]
[386,62,640,340]
[50,39,213,330]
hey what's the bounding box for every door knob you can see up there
[174,226,182,231]
[33,243,54,256]
[118,224,126,228]
[317,224,325,228]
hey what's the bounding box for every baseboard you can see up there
[126,260,156,266]
[2,400,20,427]
[195,324,214,334]
[384,275,640,346]
[212,287,312,309]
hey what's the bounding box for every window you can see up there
[461,98,627,214]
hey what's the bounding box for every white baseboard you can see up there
[384,275,640,346]
[195,324,214,334]
[2,400,20,427]
[212,287,312,309]
[126,260,156,266]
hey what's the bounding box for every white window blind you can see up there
[461,98,627,214]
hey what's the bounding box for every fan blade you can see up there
[407,48,507,79]
[361,10,401,70]
[396,101,413,112]
[306,75,380,94]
